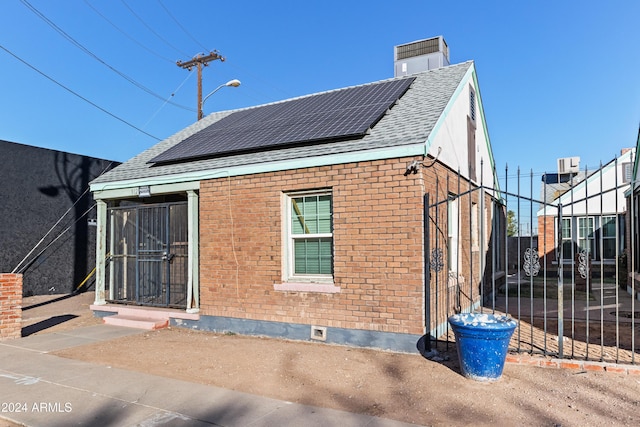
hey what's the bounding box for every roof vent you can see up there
[557,157,580,174]
[394,36,450,77]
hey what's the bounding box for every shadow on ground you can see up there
[22,293,78,311]
[22,315,79,337]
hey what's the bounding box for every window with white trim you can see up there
[447,195,459,273]
[471,202,479,251]
[559,216,620,261]
[577,217,595,255]
[287,191,333,280]
[560,218,573,260]
[601,215,616,259]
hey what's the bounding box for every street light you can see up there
[199,79,241,120]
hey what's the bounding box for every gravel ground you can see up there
[4,292,640,426]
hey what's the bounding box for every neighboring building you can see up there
[89,37,503,352]
[537,149,634,277]
[625,127,640,298]
[0,140,117,295]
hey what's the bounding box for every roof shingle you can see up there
[91,61,472,186]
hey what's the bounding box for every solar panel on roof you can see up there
[150,76,415,164]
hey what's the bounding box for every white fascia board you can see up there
[537,205,557,217]
[471,68,500,191]
[90,142,426,198]
[424,66,473,156]
[93,181,200,200]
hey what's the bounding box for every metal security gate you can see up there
[425,161,639,366]
[108,202,188,308]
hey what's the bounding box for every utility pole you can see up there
[177,51,225,121]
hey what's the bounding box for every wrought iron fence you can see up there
[426,159,639,365]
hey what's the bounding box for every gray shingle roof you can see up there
[91,61,473,186]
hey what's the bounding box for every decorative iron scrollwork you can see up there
[430,248,444,273]
[577,249,589,279]
[523,247,540,277]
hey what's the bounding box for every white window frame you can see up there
[447,196,459,274]
[560,217,573,260]
[279,190,335,288]
[577,216,595,256]
[558,215,618,262]
[601,215,617,260]
[471,202,479,252]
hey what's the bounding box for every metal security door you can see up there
[109,202,187,308]
[136,205,168,306]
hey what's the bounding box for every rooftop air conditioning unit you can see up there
[394,36,450,77]
[557,157,580,174]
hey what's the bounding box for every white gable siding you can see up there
[538,150,633,217]
[426,66,496,189]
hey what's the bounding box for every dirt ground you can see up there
[6,292,640,426]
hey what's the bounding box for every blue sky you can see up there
[1,0,639,182]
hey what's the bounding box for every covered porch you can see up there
[91,181,200,317]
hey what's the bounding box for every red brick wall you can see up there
[421,162,495,326]
[199,157,494,337]
[199,158,427,335]
[0,273,22,340]
[538,215,556,267]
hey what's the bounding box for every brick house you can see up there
[89,38,503,352]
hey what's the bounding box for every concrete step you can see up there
[112,306,175,320]
[91,304,200,321]
[103,314,168,330]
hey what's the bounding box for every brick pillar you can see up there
[0,273,23,340]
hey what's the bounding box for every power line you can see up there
[0,43,161,141]
[16,202,97,275]
[223,59,294,102]
[20,0,195,112]
[141,70,194,129]
[13,160,115,274]
[156,0,295,107]
[83,0,176,64]
[121,0,191,58]
[157,0,209,53]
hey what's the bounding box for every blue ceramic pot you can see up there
[448,313,517,382]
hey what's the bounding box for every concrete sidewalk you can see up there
[0,325,419,427]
